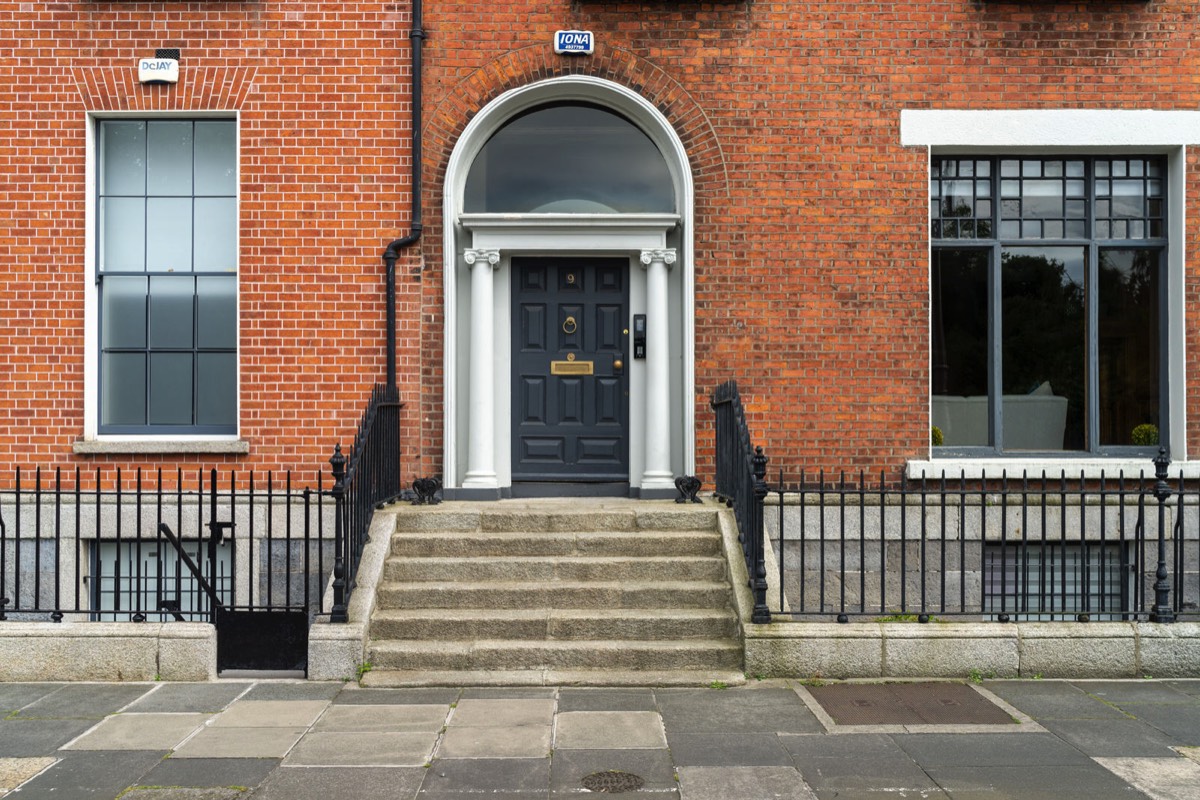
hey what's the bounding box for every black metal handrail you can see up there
[711,380,771,623]
[327,383,403,622]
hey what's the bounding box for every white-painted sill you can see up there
[73,438,250,455]
[906,458,1200,481]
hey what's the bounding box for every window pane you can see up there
[147,121,193,196]
[101,276,147,349]
[196,353,236,426]
[146,198,193,270]
[194,121,236,196]
[464,103,674,213]
[931,249,989,446]
[1099,250,1160,446]
[101,353,146,426]
[196,276,236,349]
[100,121,145,195]
[100,197,146,270]
[149,276,194,349]
[193,198,236,270]
[149,353,194,425]
[1001,247,1085,451]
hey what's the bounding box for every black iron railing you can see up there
[327,383,403,622]
[0,467,331,623]
[712,380,1197,624]
[711,380,771,623]
[770,461,1197,622]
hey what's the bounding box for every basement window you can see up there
[982,542,1131,621]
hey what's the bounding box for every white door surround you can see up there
[442,76,695,497]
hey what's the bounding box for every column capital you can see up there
[464,249,501,268]
[639,248,677,269]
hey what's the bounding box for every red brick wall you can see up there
[3,2,1198,489]
[418,0,1200,480]
[0,2,419,486]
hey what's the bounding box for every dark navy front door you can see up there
[512,257,629,482]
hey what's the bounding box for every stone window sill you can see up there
[73,439,250,456]
[906,458,1200,481]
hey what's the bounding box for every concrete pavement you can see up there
[0,678,1197,799]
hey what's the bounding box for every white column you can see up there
[462,248,500,489]
[639,248,676,492]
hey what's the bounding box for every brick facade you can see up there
[1,1,1198,487]
[418,0,1200,479]
[0,2,419,485]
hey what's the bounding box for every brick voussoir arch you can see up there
[423,44,729,207]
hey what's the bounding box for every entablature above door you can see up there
[460,212,680,252]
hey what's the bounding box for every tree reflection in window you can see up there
[463,102,675,214]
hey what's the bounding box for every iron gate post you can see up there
[329,444,349,623]
[751,446,772,624]
[1150,447,1176,623]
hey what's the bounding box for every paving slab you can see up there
[136,757,279,790]
[125,684,252,713]
[554,711,667,749]
[0,685,58,714]
[449,698,554,728]
[458,687,557,699]
[1078,681,1198,705]
[676,765,817,800]
[1096,756,1200,800]
[556,688,657,712]
[62,713,212,751]
[312,703,448,733]
[0,757,56,795]
[549,748,677,797]
[237,683,341,702]
[666,733,795,767]
[14,683,151,719]
[984,681,1131,720]
[284,732,437,766]
[926,764,1152,799]
[1037,718,1182,757]
[779,733,943,794]
[333,687,461,705]
[1163,680,1200,698]
[437,725,552,759]
[9,749,166,799]
[210,700,328,728]
[656,688,822,734]
[814,790,950,800]
[422,757,550,794]
[892,731,1095,767]
[1115,703,1200,744]
[118,788,246,800]
[249,766,424,800]
[0,719,98,757]
[171,726,309,760]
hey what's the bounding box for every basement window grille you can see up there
[983,543,1131,621]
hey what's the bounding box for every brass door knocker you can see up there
[562,315,577,334]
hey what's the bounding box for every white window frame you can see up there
[80,111,245,453]
[902,110,1197,479]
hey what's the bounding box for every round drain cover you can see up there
[581,770,646,793]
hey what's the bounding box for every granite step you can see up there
[382,555,727,583]
[369,607,740,641]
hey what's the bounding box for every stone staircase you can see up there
[361,499,745,686]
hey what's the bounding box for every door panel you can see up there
[512,257,629,481]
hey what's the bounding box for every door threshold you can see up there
[509,481,632,498]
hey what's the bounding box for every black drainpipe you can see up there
[382,0,425,388]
